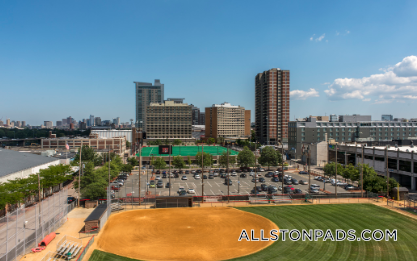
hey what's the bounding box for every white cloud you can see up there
[346,30,350,34]
[324,55,417,103]
[336,31,340,36]
[362,98,371,102]
[322,82,330,85]
[291,88,319,100]
[310,34,315,41]
[316,34,325,42]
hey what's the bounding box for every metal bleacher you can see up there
[40,235,83,261]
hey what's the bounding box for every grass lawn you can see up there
[89,204,417,261]
[89,250,141,261]
[231,204,417,261]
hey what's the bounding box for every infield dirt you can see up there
[97,207,279,261]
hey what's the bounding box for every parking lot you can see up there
[114,169,350,198]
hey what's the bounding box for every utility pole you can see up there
[307,145,311,194]
[78,146,82,207]
[335,143,338,198]
[202,145,204,199]
[361,145,364,198]
[139,142,142,206]
[108,149,111,204]
[227,145,230,203]
[38,171,42,225]
[169,149,171,197]
[386,146,389,204]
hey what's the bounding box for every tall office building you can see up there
[382,114,394,121]
[199,112,205,125]
[205,102,251,139]
[190,104,200,125]
[44,121,53,128]
[22,121,26,127]
[95,117,102,126]
[134,79,164,129]
[6,119,10,126]
[255,68,290,145]
[16,121,21,127]
[89,115,94,126]
[329,114,338,122]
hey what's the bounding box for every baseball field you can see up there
[89,204,417,261]
[137,145,238,157]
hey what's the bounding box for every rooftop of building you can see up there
[211,102,241,108]
[0,149,60,178]
[149,101,189,107]
[340,143,417,153]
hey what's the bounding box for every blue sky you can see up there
[1,0,417,125]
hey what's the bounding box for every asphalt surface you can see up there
[113,169,349,198]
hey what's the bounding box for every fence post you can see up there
[15,209,18,260]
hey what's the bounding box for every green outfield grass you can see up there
[89,250,141,261]
[89,204,417,261]
[137,145,238,157]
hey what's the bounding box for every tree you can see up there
[207,138,215,145]
[237,146,255,167]
[250,130,256,142]
[126,140,131,148]
[195,152,213,168]
[186,156,192,168]
[342,164,359,184]
[163,139,170,145]
[172,156,186,170]
[127,157,139,166]
[216,137,224,145]
[73,145,103,166]
[153,157,166,171]
[258,147,282,170]
[121,164,133,173]
[173,139,182,146]
[219,151,236,169]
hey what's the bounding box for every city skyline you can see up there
[1,1,417,125]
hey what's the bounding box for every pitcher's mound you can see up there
[97,207,278,261]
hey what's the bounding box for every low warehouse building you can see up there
[0,149,61,184]
[83,204,108,232]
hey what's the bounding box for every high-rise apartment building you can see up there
[330,114,338,122]
[382,114,394,121]
[6,119,10,126]
[22,121,26,127]
[255,68,290,145]
[56,121,62,127]
[146,101,192,140]
[134,79,164,129]
[205,102,251,140]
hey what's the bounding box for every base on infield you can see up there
[97,207,278,261]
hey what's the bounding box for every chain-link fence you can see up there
[0,187,69,261]
[75,235,94,261]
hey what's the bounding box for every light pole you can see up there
[138,140,142,206]
[202,145,204,199]
[361,145,364,198]
[308,146,311,194]
[78,146,82,207]
[335,143,338,199]
[227,145,229,202]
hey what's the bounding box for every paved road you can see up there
[114,170,349,198]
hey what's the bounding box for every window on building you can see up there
[388,158,397,169]
[399,160,411,172]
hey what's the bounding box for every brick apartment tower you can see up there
[255,68,290,145]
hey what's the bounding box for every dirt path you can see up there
[96,207,279,261]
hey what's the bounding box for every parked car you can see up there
[299,180,308,185]
[166,182,172,188]
[149,180,156,188]
[155,175,161,180]
[162,173,167,178]
[261,184,268,191]
[292,179,299,185]
[156,170,160,174]
[268,186,278,194]
[203,175,208,179]
[185,170,190,174]
[278,185,282,191]
[299,171,308,174]
[271,177,279,182]
[345,184,355,190]
[265,172,274,177]
[284,179,292,185]
[187,188,196,194]
[259,177,265,183]
[257,168,265,172]
[213,172,219,177]
[225,179,232,185]
[310,188,320,194]
[231,171,237,176]
[157,181,163,188]
[294,189,303,194]
[251,178,259,183]
[191,170,196,174]
[178,187,186,193]
[67,197,76,204]
[194,174,200,179]
[240,173,247,178]
[182,175,188,180]
[283,186,293,194]
[178,190,187,196]
[209,174,214,179]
